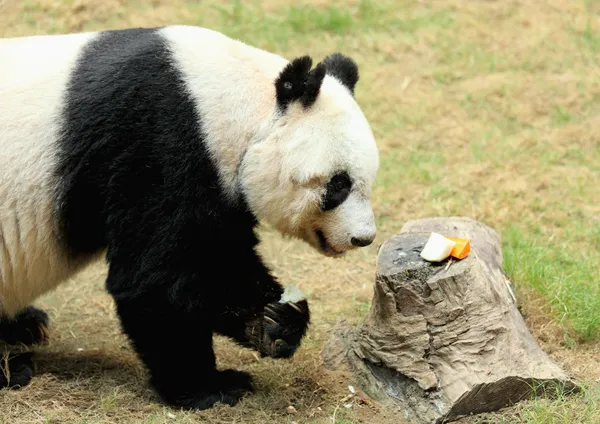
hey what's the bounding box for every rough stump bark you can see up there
[322,217,579,424]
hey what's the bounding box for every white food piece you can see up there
[420,232,456,262]
[280,285,305,303]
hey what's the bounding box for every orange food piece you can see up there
[445,236,470,259]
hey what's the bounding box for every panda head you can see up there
[239,53,379,257]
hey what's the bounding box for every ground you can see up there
[0,0,599,423]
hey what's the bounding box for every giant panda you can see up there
[0,25,379,409]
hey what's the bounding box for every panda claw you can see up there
[244,299,310,359]
[286,302,303,313]
[264,305,277,316]
[263,315,278,326]
[39,324,48,343]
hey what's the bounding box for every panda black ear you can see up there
[275,56,326,111]
[321,53,359,95]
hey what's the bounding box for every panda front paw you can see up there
[154,369,254,410]
[245,299,310,359]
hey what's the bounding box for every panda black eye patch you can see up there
[321,171,352,211]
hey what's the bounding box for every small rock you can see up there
[286,405,297,414]
[348,385,356,394]
[167,412,176,419]
[344,403,353,408]
[77,348,84,352]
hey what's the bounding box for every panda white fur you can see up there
[0,25,379,409]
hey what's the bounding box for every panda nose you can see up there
[351,236,374,247]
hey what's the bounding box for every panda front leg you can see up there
[110,290,254,410]
[217,297,311,360]
[212,259,311,360]
[107,260,309,409]
[103,206,309,409]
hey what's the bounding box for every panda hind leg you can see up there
[0,306,50,346]
[0,351,35,389]
[0,306,49,390]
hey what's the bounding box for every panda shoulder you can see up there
[158,25,235,53]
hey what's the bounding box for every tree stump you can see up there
[322,217,579,423]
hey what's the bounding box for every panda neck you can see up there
[214,105,279,207]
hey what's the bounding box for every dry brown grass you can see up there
[1,0,599,423]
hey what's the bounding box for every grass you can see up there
[1,0,599,423]
[504,225,600,342]
[464,381,600,424]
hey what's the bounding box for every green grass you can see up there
[192,0,396,51]
[181,0,460,52]
[285,4,353,34]
[526,384,600,423]
[375,147,446,188]
[581,21,600,53]
[551,106,575,127]
[503,225,600,342]
[468,381,600,424]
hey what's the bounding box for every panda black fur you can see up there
[0,26,379,409]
